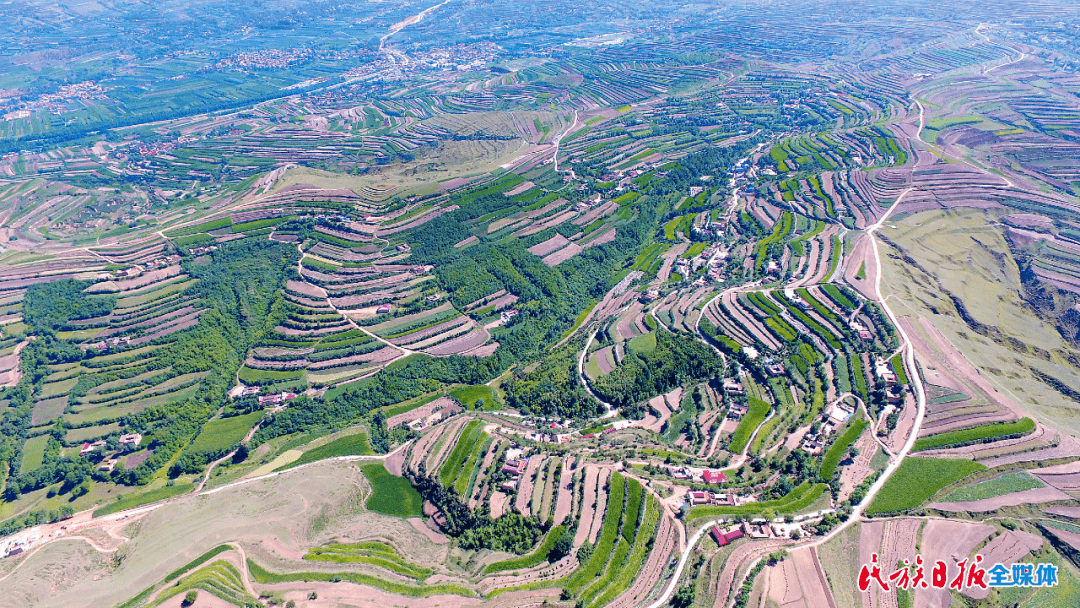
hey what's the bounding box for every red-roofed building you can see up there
[258,392,297,405]
[711,526,727,546]
[703,470,727,484]
[724,529,744,542]
[502,459,525,475]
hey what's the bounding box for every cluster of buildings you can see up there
[211,45,380,72]
[87,336,132,352]
[133,135,199,158]
[711,515,833,544]
[709,524,745,546]
[236,386,298,407]
[499,447,528,492]
[1,529,40,558]
[80,433,143,472]
[671,467,728,484]
[406,410,445,432]
[105,255,182,280]
[314,213,354,224]
[722,378,744,395]
[689,489,739,507]
[257,391,297,406]
[850,320,874,340]
[801,404,855,454]
[2,81,109,119]
[695,215,727,240]
[673,243,727,285]
[341,42,501,82]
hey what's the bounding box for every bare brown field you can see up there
[927,486,1072,512]
[964,530,1043,600]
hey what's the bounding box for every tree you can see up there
[671,585,695,608]
[577,541,593,564]
[548,528,574,562]
[182,590,198,607]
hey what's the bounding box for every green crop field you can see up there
[188,411,263,453]
[628,331,657,354]
[591,496,658,607]
[728,397,770,453]
[663,216,683,240]
[247,558,472,598]
[19,435,49,474]
[276,433,373,471]
[439,420,482,487]
[237,366,305,385]
[566,473,625,593]
[942,471,1044,503]
[305,541,431,579]
[819,419,867,479]
[890,354,909,385]
[164,217,232,238]
[164,545,233,583]
[454,435,489,496]
[94,483,194,517]
[867,457,985,515]
[682,242,706,258]
[689,482,828,521]
[358,463,423,518]
[450,384,497,409]
[153,560,255,607]
[622,478,643,542]
[822,284,855,309]
[580,538,630,604]
[913,418,1036,451]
